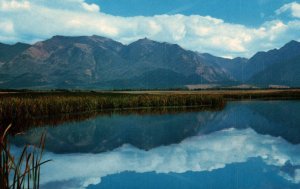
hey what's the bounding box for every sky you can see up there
[0,0,300,58]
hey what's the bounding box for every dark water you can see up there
[11,101,300,189]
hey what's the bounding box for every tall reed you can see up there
[0,124,50,189]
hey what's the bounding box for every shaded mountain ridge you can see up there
[0,36,299,89]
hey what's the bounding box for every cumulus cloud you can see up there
[0,0,300,57]
[0,0,30,11]
[81,2,100,12]
[11,128,300,188]
[0,20,14,33]
[0,19,17,42]
[276,2,300,18]
[280,169,300,184]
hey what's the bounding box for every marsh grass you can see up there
[0,124,49,189]
[0,92,225,132]
[1,90,299,133]
[220,90,300,100]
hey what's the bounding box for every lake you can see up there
[11,100,300,189]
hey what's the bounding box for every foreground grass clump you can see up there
[0,124,49,189]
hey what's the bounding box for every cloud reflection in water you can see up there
[11,128,300,189]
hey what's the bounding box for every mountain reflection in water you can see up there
[10,101,300,189]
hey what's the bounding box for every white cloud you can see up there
[0,0,299,57]
[81,2,100,12]
[280,169,300,184]
[0,20,14,33]
[0,0,30,11]
[276,2,300,18]
[0,19,17,42]
[11,128,300,188]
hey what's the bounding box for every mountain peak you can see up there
[0,41,30,62]
[133,37,157,45]
[89,35,120,43]
[0,42,29,47]
[0,36,299,88]
[282,40,300,49]
[14,42,29,46]
[50,35,93,41]
[287,40,299,45]
[51,35,67,39]
[140,37,151,41]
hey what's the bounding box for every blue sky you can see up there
[0,0,300,58]
[87,0,293,26]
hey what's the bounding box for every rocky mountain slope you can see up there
[0,36,233,89]
[0,36,299,89]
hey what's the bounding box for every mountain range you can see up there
[0,35,299,89]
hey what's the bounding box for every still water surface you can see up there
[12,101,300,189]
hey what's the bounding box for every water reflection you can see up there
[89,159,299,189]
[10,101,300,189]
[11,128,300,189]
[197,101,300,144]
[13,101,300,154]
[3,106,221,135]
[13,111,209,153]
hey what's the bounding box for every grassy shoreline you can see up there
[1,89,300,132]
[0,92,225,132]
[112,89,300,100]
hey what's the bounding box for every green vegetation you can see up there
[0,89,298,186]
[0,124,49,189]
[220,89,300,100]
[1,89,300,133]
[1,106,224,135]
[0,92,225,132]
